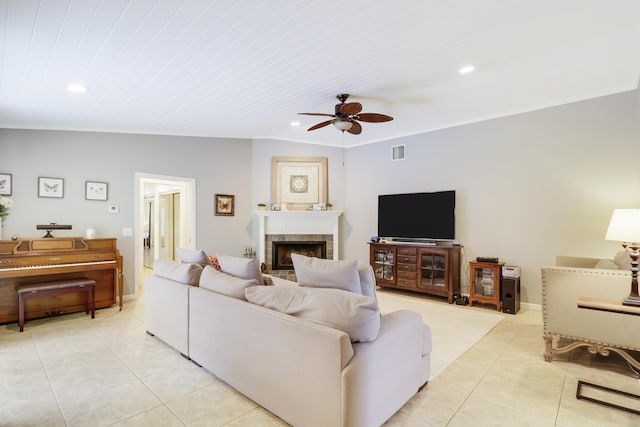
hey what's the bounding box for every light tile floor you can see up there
[1,297,639,426]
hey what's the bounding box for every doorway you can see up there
[135,173,196,297]
[143,191,181,267]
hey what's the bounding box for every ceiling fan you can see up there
[298,94,393,135]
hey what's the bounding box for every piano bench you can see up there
[16,278,96,332]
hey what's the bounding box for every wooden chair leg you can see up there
[90,286,95,319]
[18,294,25,332]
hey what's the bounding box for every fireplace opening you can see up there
[272,241,327,270]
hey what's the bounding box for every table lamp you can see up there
[605,209,640,306]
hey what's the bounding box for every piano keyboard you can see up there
[0,260,116,270]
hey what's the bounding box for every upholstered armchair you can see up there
[541,255,640,371]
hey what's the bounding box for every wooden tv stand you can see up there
[369,242,461,303]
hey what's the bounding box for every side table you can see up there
[575,297,640,414]
[469,261,504,311]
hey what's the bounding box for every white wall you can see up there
[344,90,640,305]
[0,130,254,296]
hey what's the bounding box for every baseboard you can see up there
[460,294,540,312]
[521,302,541,311]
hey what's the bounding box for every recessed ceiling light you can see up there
[66,83,88,93]
[459,65,475,75]
[290,121,301,127]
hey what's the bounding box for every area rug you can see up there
[376,289,504,379]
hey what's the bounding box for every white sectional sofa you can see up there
[144,253,431,427]
[541,254,640,370]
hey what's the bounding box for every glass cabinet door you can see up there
[419,252,447,288]
[373,249,395,282]
[474,268,495,296]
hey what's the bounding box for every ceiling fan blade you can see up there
[307,120,333,131]
[356,113,394,123]
[340,102,362,115]
[298,113,335,117]
[347,120,362,135]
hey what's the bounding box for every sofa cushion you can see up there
[595,258,620,270]
[292,253,361,294]
[217,254,265,285]
[176,248,213,267]
[245,286,380,342]
[614,249,632,270]
[153,260,203,285]
[199,266,258,300]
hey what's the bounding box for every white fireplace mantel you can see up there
[255,210,343,266]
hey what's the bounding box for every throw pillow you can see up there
[245,286,380,342]
[176,248,213,266]
[217,254,265,285]
[358,264,378,300]
[614,249,632,270]
[594,259,620,270]
[208,255,222,271]
[292,253,361,294]
[153,260,203,285]
[199,266,258,300]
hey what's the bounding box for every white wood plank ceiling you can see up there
[1,0,639,147]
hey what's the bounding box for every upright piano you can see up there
[0,237,123,325]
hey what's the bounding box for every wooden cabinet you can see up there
[370,243,461,303]
[469,261,504,311]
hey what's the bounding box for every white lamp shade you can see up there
[333,120,353,131]
[605,209,640,243]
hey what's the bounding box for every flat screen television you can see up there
[377,190,455,241]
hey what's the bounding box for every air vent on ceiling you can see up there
[392,144,405,161]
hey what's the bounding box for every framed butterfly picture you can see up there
[0,173,11,196]
[38,177,64,198]
[214,194,234,216]
[85,181,108,201]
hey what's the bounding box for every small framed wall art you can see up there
[38,177,64,198]
[215,194,235,216]
[271,156,328,210]
[0,173,12,196]
[85,181,108,200]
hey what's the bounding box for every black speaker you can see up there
[501,277,520,314]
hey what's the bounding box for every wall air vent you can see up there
[392,144,405,161]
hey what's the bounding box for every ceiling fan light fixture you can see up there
[333,120,353,132]
[66,83,88,93]
[299,94,392,135]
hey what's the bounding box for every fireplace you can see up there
[264,233,333,280]
[272,241,327,270]
[255,210,342,280]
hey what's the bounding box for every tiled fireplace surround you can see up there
[255,210,342,281]
[265,234,333,281]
